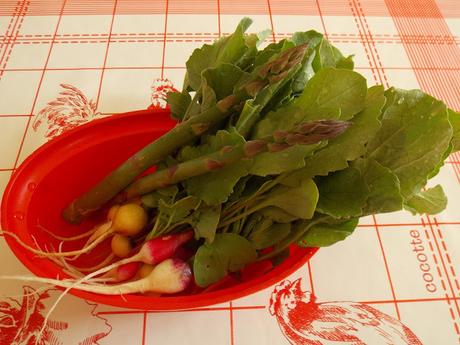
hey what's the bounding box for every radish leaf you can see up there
[298,217,358,247]
[404,185,447,215]
[316,167,369,218]
[365,88,452,199]
[194,233,257,287]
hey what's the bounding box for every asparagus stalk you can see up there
[62,44,309,224]
[121,120,351,199]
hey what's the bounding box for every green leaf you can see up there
[254,39,295,67]
[239,177,273,199]
[249,222,291,249]
[316,167,369,218]
[365,88,452,199]
[259,206,299,223]
[241,212,264,237]
[428,142,453,180]
[235,50,306,137]
[193,233,257,287]
[215,234,258,272]
[312,39,354,71]
[269,218,319,255]
[166,90,191,121]
[253,68,367,138]
[262,79,296,112]
[259,178,319,219]
[158,195,200,224]
[185,17,252,91]
[192,204,221,243]
[253,106,341,139]
[202,64,247,102]
[289,31,324,92]
[227,175,252,202]
[294,67,367,120]
[248,216,273,237]
[290,30,324,47]
[236,30,271,70]
[353,158,403,215]
[193,245,227,287]
[141,185,178,208]
[404,185,447,215]
[448,108,460,152]
[282,85,384,183]
[298,217,358,247]
[199,64,247,113]
[235,99,263,136]
[180,130,252,205]
[291,51,315,94]
[249,143,323,176]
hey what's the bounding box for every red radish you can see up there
[89,229,194,276]
[1,256,191,345]
[0,229,195,291]
[60,229,197,292]
[137,230,194,265]
[173,245,195,262]
[0,258,192,295]
[102,262,141,282]
[78,229,195,280]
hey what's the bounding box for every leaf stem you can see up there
[258,216,326,260]
[218,204,266,228]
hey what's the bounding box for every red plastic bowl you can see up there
[1,108,317,310]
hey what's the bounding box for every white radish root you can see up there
[1,229,112,259]
[37,223,100,242]
[72,253,116,273]
[0,258,192,295]
[84,221,113,247]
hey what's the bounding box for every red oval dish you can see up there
[1,108,318,310]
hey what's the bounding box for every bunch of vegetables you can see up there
[5,18,460,297]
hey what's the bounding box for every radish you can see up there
[79,229,195,280]
[137,263,154,278]
[136,230,194,265]
[76,203,148,257]
[111,234,133,258]
[53,202,148,258]
[81,229,195,280]
[102,262,141,282]
[1,228,195,281]
[0,202,149,260]
[110,203,148,236]
[0,258,192,295]
[1,257,192,345]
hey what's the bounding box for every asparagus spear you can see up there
[63,44,309,224]
[121,120,351,199]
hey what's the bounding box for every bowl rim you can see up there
[1,107,318,310]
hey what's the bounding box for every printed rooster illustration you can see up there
[269,279,422,345]
[0,286,68,345]
[0,286,111,345]
[33,78,176,140]
[150,77,177,109]
[32,83,101,140]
